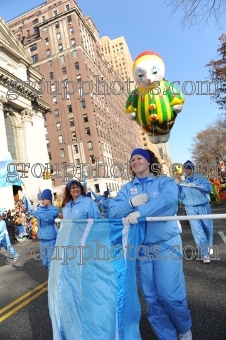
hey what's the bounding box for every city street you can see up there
[1,201,226,340]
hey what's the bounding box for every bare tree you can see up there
[165,0,226,28]
[206,34,226,113]
[190,117,226,166]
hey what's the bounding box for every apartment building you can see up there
[8,0,144,194]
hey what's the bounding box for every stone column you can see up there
[0,96,14,209]
[21,108,39,200]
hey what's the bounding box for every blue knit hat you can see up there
[104,190,109,196]
[130,148,151,163]
[40,189,52,201]
[183,160,194,170]
[86,192,91,198]
[66,180,81,192]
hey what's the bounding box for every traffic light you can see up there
[42,171,51,180]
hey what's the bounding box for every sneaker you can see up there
[203,256,210,264]
[178,329,192,340]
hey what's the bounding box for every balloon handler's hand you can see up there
[129,194,149,207]
[125,211,140,224]
[187,183,196,188]
[28,205,37,212]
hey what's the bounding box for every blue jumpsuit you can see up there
[0,220,19,261]
[63,195,102,219]
[108,175,192,340]
[178,174,213,258]
[28,205,59,270]
[91,192,111,218]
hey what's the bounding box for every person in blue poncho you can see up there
[178,160,213,264]
[90,190,111,218]
[62,180,102,219]
[108,148,192,340]
[0,208,19,262]
[27,189,59,271]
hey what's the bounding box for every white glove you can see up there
[173,104,183,113]
[130,194,149,207]
[125,211,140,224]
[28,205,37,212]
[187,183,196,188]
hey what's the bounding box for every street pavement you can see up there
[0,201,226,340]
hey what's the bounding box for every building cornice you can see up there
[0,66,51,113]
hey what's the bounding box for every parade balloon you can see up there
[125,51,184,144]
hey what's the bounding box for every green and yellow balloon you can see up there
[125,51,184,144]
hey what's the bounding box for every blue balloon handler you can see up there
[0,208,19,262]
[90,190,111,218]
[108,148,192,340]
[27,189,59,271]
[178,160,213,263]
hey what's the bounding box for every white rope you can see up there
[55,213,226,223]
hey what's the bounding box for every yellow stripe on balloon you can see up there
[133,55,164,69]
[137,95,142,125]
[162,90,173,121]
[154,94,163,124]
[145,94,150,126]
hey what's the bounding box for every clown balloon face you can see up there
[133,52,165,88]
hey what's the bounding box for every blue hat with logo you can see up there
[66,180,81,192]
[183,160,194,170]
[40,189,52,201]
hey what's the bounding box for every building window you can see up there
[62,67,67,75]
[81,100,86,109]
[56,122,61,131]
[48,152,52,160]
[42,16,46,22]
[65,4,70,10]
[46,139,50,148]
[44,126,48,134]
[34,27,39,34]
[74,62,79,70]
[72,50,78,58]
[53,96,57,104]
[67,105,72,113]
[60,55,65,63]
[69,27,74,35]
[43,27,47,34]
[73,145,79,153]
[71,131,76,140]
[56,32,61,40]
[51,84,56,93]
[85,127,91,136]
[58,43,63,51]
[76,74,81,82]
[69,118,75,127]
[46,49,51,56]
[33,19,38,24]
[48,60,52,67]
[87,141,93,150]
[32,54,38,63]
[58,135,63,144]
[83,114,88,122]
[67,15,72,23]
[90,155,95,164]
[30,44,37,52]
[71,38,75,46]
[54,109,59,117]
[49,72,54,80]
[55,21,59,29]
[60,149,65,157]
[53,10,58,16]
